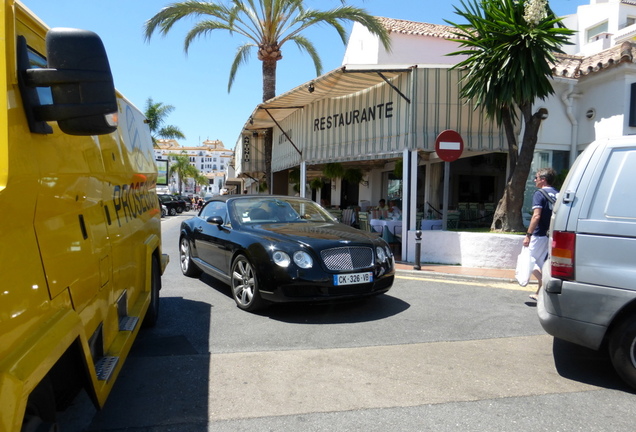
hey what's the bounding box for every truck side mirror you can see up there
[18,28,118,135]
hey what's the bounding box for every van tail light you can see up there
[551,231,575,280]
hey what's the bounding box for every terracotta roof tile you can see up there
[375,16,636,79]
[377,16,465,40]
[552,41,635,78]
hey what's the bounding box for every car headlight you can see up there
[293,251,313,269]
[376,246,387,262]
[273,251,291,267]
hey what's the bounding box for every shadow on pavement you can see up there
[199,272,409,324]
[266,294,410,324]
[552,337,634,392]
[84,296,212,431]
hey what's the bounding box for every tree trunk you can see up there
[261,59,277,193]
[502,107,518,182]
[491,104,546,232]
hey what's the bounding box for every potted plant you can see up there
[310,177,325,190]
[323,162,345,179]
[343,168,363,184]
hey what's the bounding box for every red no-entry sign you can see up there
[435,130,464,162]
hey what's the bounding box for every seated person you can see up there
[248,207,270,221]
[389,200,402,218]
[376,199,388,211]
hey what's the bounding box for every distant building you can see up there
[154,139,234,195]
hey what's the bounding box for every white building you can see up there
[154,139,234,195]
[233,0,636,260]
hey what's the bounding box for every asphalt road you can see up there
[59,211,636,431]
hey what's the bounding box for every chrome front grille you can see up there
[321,246,374,271]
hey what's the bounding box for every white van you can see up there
[538,136,636,389]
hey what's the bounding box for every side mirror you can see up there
[206,216,224,226]
[18,28,118,135]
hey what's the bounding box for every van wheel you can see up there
[609,315,636,390]
[180,237,202,278]
[143,256,161,328]
[22,377,57,432]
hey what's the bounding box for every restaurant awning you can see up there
[243,64,415,132]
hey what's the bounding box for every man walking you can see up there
[524,167,558,301]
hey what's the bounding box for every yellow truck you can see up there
[0,1,169,430]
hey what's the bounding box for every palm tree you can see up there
[446,0,573,232]
[169,153,198,194]
[144,97,186,146]
[193,172,210,195]
[144,0,391,191]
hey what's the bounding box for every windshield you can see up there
[230,197,336,224]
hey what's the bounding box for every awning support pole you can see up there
[263,108,302,156]
[263,107,306,197]
[377,72,411,104]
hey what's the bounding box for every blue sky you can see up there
[23,0,588,150]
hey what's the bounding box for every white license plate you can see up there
[334,272,373,286]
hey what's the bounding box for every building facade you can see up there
[233,0,636,259]
[154,139,234,196]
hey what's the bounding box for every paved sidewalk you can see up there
[395,261,517,283]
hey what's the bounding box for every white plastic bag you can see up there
[515,246,535,287]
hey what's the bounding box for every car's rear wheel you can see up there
[230,255,265,311]
[609,314,636,390]
[180,237,202,278]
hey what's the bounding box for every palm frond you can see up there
[446,0,573,125]
[144,1,229,41]
[228,43,256,92]
[289,35,322,76]
[159,125,186,140]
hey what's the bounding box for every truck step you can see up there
[119,316,138,332]
[95,356,118,381]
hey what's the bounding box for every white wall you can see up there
[343,23,464,66]
[406,231,523,269]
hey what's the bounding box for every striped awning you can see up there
[243,65,414,131]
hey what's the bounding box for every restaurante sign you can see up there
[313,101,394,132]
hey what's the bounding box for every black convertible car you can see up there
[179,195,395,311]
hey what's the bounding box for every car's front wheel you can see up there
[180,237,202,278]
[169,207,177,216]
[609,315,636,390]
[230,254,265,311]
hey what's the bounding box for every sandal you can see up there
[529,294,538,301]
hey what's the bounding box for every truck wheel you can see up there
[609,315,636,390]
[22,377,57,432]
[180,237,202,278]
[143,256,161,328]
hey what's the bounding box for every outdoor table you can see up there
[370,218,401,243]
[421,219,443,230]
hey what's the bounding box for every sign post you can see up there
[435,130,464,230]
